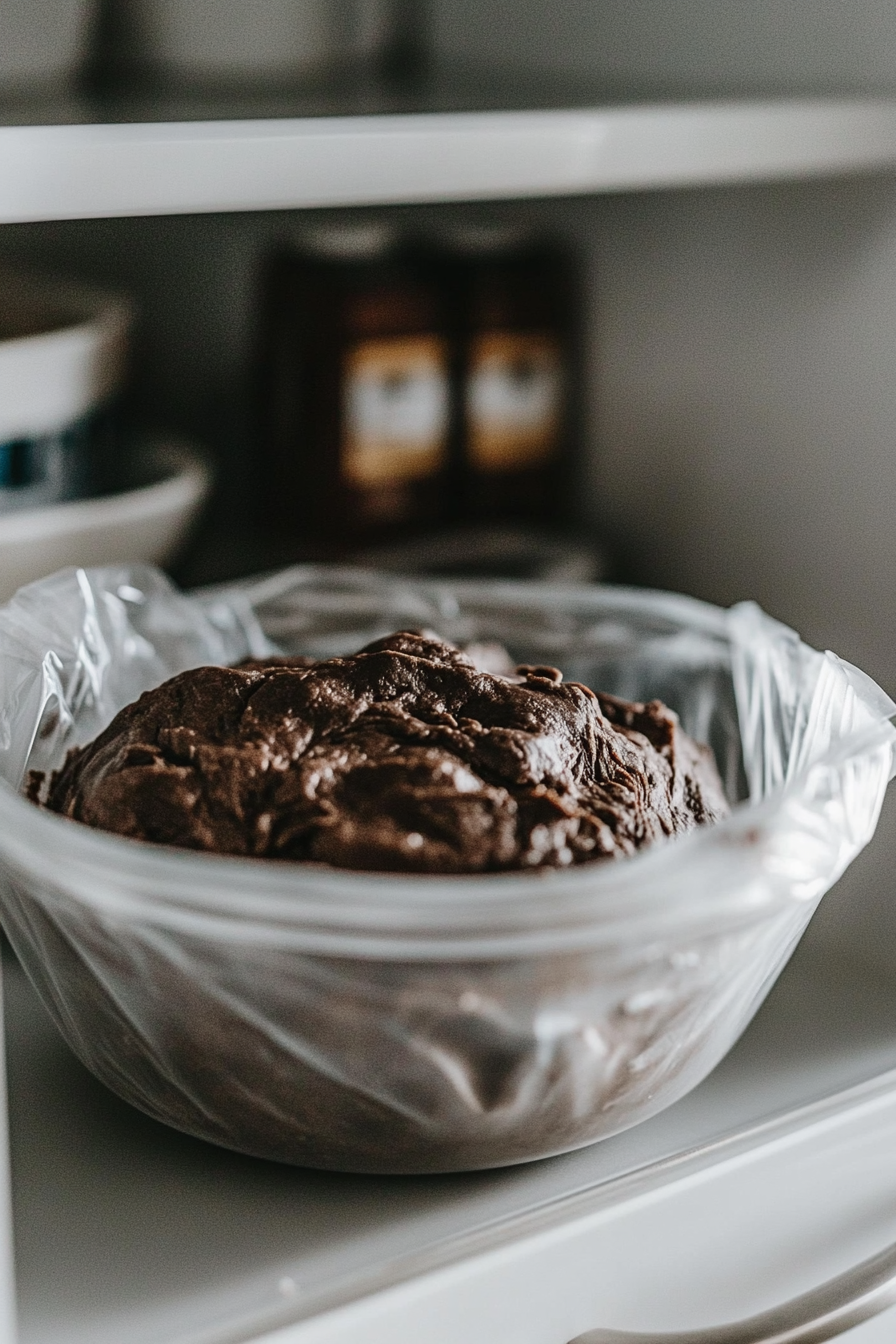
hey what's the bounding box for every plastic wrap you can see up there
[0,565,892,1174]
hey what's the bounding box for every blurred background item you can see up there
[0,268,130,513]
[255,217,582,573]
[257,220,452,556]
[84,0,430,93]
[368,0,430,86]
[0,0,94,97]
[0,266,211,596]
[355,522,605,582]
[436,220,574,530]
[0,438,211,603]
[88,0,337,90]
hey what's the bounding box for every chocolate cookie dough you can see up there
[42,631,729,872]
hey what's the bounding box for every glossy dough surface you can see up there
[45,631,729,872]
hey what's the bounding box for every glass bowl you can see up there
[0,565,891,1173]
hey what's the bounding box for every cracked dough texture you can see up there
[44,631,729,872]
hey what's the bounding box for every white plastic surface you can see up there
[0,963,15,1344]
[3,99,896,222]
[250,1078,896,1344]
[0,440,210,601]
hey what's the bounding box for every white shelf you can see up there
[3,97,896,222]
[10,932,896,1343]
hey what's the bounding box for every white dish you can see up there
[0,439,211,602]
[0,268,131,442]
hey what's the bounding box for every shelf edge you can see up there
[2,98,896,222]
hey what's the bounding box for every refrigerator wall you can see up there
[438,0,896,977]
[433,0,896,94]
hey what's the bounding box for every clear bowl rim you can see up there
[0,572,893,958]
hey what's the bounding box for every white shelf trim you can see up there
[2,98,896,222]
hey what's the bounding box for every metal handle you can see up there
[568,1234,896,1344]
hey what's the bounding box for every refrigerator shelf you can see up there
[3,76,896,222]
[8,923,896,1344]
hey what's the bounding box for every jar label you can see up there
[342,335,450,488]
[467,332,563,473]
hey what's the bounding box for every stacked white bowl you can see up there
[0,270,211,600]
[0,269,130,513]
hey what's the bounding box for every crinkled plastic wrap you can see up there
[0,565,892,1174]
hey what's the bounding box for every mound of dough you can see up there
[44,631,729,872]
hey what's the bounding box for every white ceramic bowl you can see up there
[0,268,130,443]
[0,439,211,602]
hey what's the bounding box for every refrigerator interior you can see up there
[3,0,896,1338]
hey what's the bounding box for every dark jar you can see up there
[439,224,575,528]
[256,222,452,559]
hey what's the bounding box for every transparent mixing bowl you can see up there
[0,565,892,1174]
